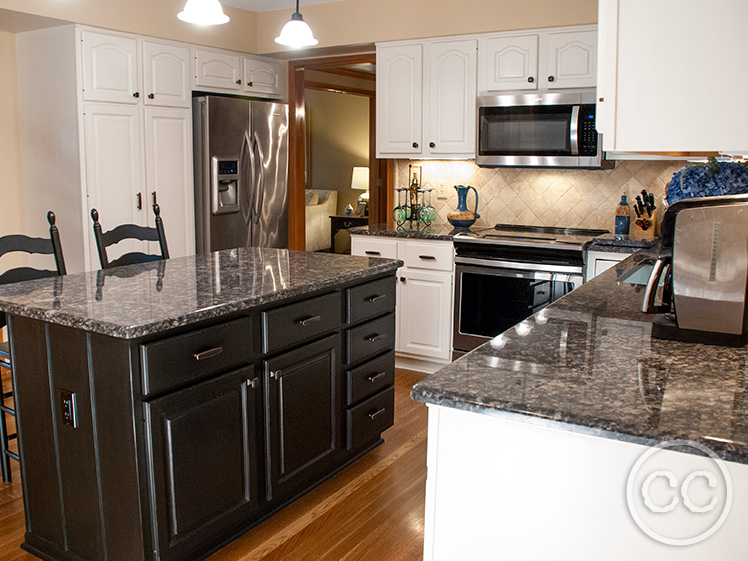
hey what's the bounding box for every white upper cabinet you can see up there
[194,50,242,91]
[377,39,476,159]
[142,42,191,108]
[243,57,282,97]
[82,31,139,103]
[377,43,423,156]
[597,0,748,153]
[478,26,597,93]
[481,34,539,91]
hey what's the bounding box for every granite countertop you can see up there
[348,221,460,241]
[0,248,400,339]
[411,250,748,464]
[587,233,659,254]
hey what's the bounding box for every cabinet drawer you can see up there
[346,276,396,324]
[351,236,399,259]
[345,313,395,365]
[347,350,395,406]
[262,292,341,354]
[403,241,453,271]
[347,386,395,450]
[141,317,252,396]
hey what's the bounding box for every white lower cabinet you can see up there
[352,235,453,372]
[584,248,635,282]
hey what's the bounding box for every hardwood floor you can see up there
[0,367,429,561]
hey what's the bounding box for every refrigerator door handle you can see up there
[253,130,266,225]
[240,131,253,226]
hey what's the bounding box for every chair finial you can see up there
[91,208,99,222]
[47,211,56,226]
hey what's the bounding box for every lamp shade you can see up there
[275,11,318,48]
[178,0,230,25]
[351,167,369,190]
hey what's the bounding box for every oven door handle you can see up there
[455,256,583,276]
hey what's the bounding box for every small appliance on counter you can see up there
[642,193,748,346]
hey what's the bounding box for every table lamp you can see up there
[351,166,369,216]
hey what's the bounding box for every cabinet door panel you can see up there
[481,34,538,92]
[144,106,195,258]
[428,39,477,156]
[376,43,423,155]
[398,268,453,360]
[83,103,146,269]
[143,42,191,108]
[546,30,597,89]
[243,57,282,96]
[145,367,261,561]
[265,335,341,500]
[81,31,138,104]
[194,50,242,91]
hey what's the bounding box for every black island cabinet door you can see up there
[264,334,342,501]
[144,366,262,561]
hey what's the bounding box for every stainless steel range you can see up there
[452,223,607,358]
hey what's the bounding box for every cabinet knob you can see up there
[429,142,436,148]
[548,76,555,82]
[400,277,406,283]
[247,81,253,87]
[528,77,535,83]
[132,91,140,98]
[148,93,155,99]
[412,142,419,149]
[235,79,242,84]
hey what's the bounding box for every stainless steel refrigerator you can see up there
[192,95,289,253]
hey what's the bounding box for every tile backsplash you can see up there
[395,159,685,231]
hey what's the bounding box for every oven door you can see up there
[453,260,583,357]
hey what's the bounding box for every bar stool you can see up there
[0,211,66,482]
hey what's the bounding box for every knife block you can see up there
[631,209,657,239]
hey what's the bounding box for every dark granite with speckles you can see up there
[412,249,748,464]
[589,233,658,251]
[0,247,400,339]
[348,221,459,240]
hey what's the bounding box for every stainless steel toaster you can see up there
[642,193,748,346]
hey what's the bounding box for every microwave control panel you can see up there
[579,105,598,156]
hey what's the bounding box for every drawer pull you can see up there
[297,315,322,326]
[368,407,387,420]
[271,370,282,380]
[194,347,223,361]
[368,294,386,303]
[367,372,387,382]
[364,250,381,256]
[366,333,385,343]
[246,377,259,388]
[419,255,437,260]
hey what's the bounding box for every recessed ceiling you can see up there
[221,0,343,12]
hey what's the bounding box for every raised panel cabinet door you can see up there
[81,30,139,104]
[194,50,242,91]
[265,335,342,501]
[243,57,282,97]
[376,43,423,156]
[397,268,453,361]
[546,30,597,90]
[83,103,146,270]
[481,34,538,92]
[144,367,262,561]
[428,39,477,156]
[142,41,191,108]
[143,107,195,258]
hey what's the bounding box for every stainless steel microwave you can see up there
[476,90,603,168]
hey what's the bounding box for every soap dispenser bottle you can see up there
[615,191,631,235]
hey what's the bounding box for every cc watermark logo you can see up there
[626,440,732,546]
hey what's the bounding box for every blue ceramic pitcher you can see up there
[447,185,480,228]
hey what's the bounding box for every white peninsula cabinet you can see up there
[376,38,477,159]
[478,26,597,93]
[597,0,748,153]
[351,235,454,373]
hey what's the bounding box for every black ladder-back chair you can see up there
[0,211,66,483]
[91,204,170,269]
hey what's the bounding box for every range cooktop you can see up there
[454,223,609,250]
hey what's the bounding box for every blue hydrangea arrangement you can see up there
[666,157,748,204]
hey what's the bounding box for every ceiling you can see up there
[221,0,343,12]
[0,9,69,33]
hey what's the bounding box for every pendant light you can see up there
[178,0,230,25]
[275,0,318,48]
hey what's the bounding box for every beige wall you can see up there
[257,0,597,53]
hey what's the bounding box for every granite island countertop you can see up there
[411,249,748,464]
[0,247,400,339]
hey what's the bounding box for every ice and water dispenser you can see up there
[211,157,240,214]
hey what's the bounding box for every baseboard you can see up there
[395,354,451,374]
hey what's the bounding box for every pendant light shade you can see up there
[275,1,318,48]
[178,0,230,25]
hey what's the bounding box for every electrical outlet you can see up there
[60,389,77,428]
[437,180,449,200]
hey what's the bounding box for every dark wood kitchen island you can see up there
[0,248,399,561]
